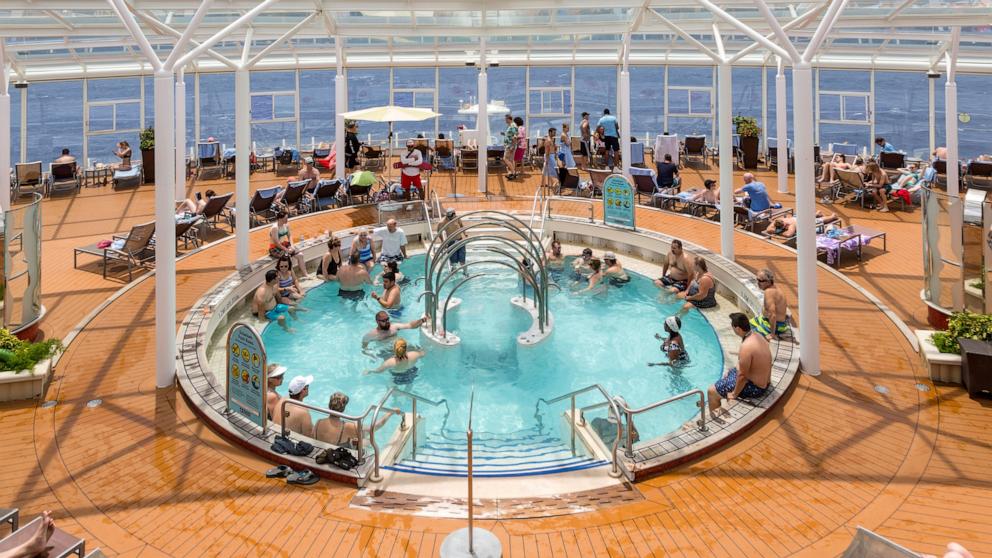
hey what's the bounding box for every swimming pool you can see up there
[260,253,724,476]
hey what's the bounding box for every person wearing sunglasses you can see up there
[361,311,426,349]
[750,268,789,340]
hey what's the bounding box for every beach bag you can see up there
[316,447,359,470]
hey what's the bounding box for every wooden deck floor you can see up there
[1,164,989,557]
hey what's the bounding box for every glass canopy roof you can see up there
[0,1,989,80]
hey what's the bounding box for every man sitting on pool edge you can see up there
[707,313,772,419]
[654,239,693,293]
[251,269,298,332]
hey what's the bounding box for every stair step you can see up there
[385,458,609,478]
[404,451,581,467]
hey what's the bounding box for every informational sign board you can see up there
[226,322,268,431]
[603,174,636,229]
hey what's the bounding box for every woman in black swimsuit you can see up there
[320,237,342,281]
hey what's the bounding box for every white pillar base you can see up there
[440,528,502,558]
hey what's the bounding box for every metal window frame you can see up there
[665,85,714,118]
[817,90,871,125]
[528,85,570,117]
[249,89,298,123]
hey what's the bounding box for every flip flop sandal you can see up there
[287,469,319,485]
[265,465,292,478]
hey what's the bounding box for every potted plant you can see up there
[0,328,63,402]
[932,311,992,396]
[140,127,155,183]
[733,115,761,169]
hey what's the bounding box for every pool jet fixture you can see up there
[421,210,552,346]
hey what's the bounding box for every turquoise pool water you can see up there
[260,254,724,445]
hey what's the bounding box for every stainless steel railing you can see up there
[535,383,624,478]
[580,388,708,458]
[368,388,451,482]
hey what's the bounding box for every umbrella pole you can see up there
[388,121,393,184]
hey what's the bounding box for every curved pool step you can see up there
[385,430,608,478]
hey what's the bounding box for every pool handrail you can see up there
[528,184,546,230]
[368,388,451,482]
[278,395,405,470]
[535,383,624,478]
[547,195,596,223]
[588,389,708,459]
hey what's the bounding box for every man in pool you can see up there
[572,247,594,277]
[337,250,371,298]
[371,271,401,309]
[654,239,693,293]
[708,313,772,419]
[279,375,314,436]
[251,269,298,332]
[751,268,789,340]
[603,251,629,283]
[265,363,287,421]
[361,311,426,349]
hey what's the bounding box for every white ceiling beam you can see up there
[172,0,281,69]
[753,0,802,62]
[803,0,849,63]
[133,10,237,68]
[241,26,254,66]
[42,10,76,31]
[106,0,162,71]
[726,4,825,64]
[247,11,319,67]
[694,0,792,61]
[162,0,213,69]
[885,0,916,22]
[646,9,721,62]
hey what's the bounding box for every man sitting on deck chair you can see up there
[55,148,76,165]
[734,173,778,217]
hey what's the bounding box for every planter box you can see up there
[0,359,53,402]
[915,330,961,384]
[740,136,760,169]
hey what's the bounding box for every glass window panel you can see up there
[819,69,870,92]
[10,88,21,163]
[144,76,153,129]
[413,92,435,108]
[251,71,296,93]
[528,90,542,113]
[689,90,711,115]
[348,69,390,142]
[574,67,617,134]
[843,95,868,121]
[529,66,570,87]
[116,102,141,130]
[87,77,141,102]
[274,94,295,119]
[28,80,83,163]
[819,94,841,120]
[630,66,664,139]
[252,121,297,150]
[957,74,992,160]
[668,117,710,138]
[819,123,869,153]
[873,71,929,158]
[299,69,334,147]
[543,90,563,114]
[251,95,274,121]
[934,80,945,150]
[88,104,114,132]
[185,77,196,148]
[668,89,689,114]
[392,67,435,89]
[393,91,414,106]
[87,132,139,166]
[438,67,477,140]
[489,67,526,140]
[199,73,236,146]
[668,66,712,87]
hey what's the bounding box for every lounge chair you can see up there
[74,221,156,281]
[112,165,143,190]
[557,167,581,196]
[734,204,794,233]
[586,168,611,198]
[766,137,791,172]
[839,526,918,558]
[274,148,299,175]
[835,168,905,211]
[248,186,283,226]
[13,162,44,198]
[682,136,709,167]
[966,160,992,190]
[197,141,222,180]
[878,151,905,177]
[346,173,374,205]
[0,515,85,557]
[306,179,342,211]
[629,167,658,205]
[48,161,81,197]
[829,142,859,159]
[361,145,385,172]
[0,508,17,531]
[312,145,332,170]
[279,180,310,215]
[200,192,234,232]
[176,217,202,250]
[433,139,456,170]
[414,139,431,165]
[629,142,646,167]
[459,148,478,172]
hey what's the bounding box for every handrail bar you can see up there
[279,397,401,462]
[422,199,435,243]
[617,389,707,458]
[535,383,623,478]
[368,388,452,482]
[546,195,596,223]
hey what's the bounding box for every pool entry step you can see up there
[384,428,609,478]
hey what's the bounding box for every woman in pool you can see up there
[603,251,629,284]
[676,256,717,313]
[648,315,689,367]
[269,211,308,277]
[351,228,376,271]
[572,247,594,277]
[320,237,342,282]
[374,260,406,285]
[575,257,606,295]
[314,391,402,448]
[275,255,303,301]
[545,239,565,270]
[363,338,425,385]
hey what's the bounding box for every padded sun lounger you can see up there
[307,179,343,211]
[74,221,156,281]
[48,162,81,196]
[200,192,234,232]
[0,516,85,558]
[248,186,283,226]
[112,165,142,190]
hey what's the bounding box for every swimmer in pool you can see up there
[574,258,606,295]
[648,315,689,368]
[545,239,565,270]
[361,311,426,348]
[602,251,629,284]
[251,269,298,332]
[363,338,424,378]
[374,260,406,285]
[572,247,594,277]
[371,271,401,309]
[337,250,372,298]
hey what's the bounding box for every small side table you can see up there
[83,167,111,187]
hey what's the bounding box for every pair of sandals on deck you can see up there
[265,464,319,485]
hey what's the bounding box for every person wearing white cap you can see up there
[265,364,288,421]
[297,156,320,190]
[648,316,689,367]
[398,139,423,200]
[278,374,314,436]
[602,251,629,284]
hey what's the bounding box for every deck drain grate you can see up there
[86,399,103,408]
[40,400,57,408]
[873,385,890,395]
[915,383,931,392]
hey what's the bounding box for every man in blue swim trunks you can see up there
[750,268,790,340]
[252,269,297,332]
[708,313,772,419]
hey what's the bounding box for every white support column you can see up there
[792,63,820,376]
[0,39,10,211]
[944,75,959,199]
[235,68,251,270]
[335,73,346,180]
[945,37,963,308]
[477,78,488,194]
[153,70,177,388]
[619,70,631,178]
[717,62,734,260]
[775,58,789,194]
[175,70,187,200]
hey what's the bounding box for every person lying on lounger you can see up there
[764,211,838,237]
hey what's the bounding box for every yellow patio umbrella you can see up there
[339,105,441,182]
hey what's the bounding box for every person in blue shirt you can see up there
[596,108,620,169]
[874,137,896,153]
[734,173,772,215]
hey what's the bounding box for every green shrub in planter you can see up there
[0,329,63,372]
[932,311,992,354]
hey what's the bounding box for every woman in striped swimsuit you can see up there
[275,256,303,301]
[351,229,376,272]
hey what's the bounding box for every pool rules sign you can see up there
[603,174,635,229]
[226,322,268,431]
